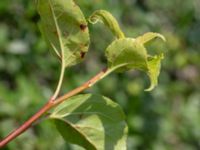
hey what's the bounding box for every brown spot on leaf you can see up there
[80,24,87,31]
[80,51,86,58]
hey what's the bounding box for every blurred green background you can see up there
[0,0,200,150]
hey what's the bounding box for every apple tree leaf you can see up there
[88,10,125,39]
[136,32,166,45]
[50,94,128,150]
[105,33,165,91]
[37,0,90,67]
[145,53,164,91]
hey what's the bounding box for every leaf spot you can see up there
[80,24,87,31]
[80,51,86,58]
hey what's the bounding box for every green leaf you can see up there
[145,53,164,91]
[37,0,90,67]
[136,32,166,45]
[50,94,128,150]
[105,33,165,91]
[105,38,148,72]
[89,10,125,39]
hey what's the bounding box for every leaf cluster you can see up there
[36,0,166,149]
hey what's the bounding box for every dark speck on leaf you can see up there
[80,51,86,58]
[80,24,87,31]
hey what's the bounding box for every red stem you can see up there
[0,68,108,148]
[0,101,53,148]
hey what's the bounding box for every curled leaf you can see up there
[50,94,128,150]
[105,38,148,72]
[37,0,90,67]
[145,53,164,91]
[89,10,125,39]
[105,33,165,91]
[136,32,166,45]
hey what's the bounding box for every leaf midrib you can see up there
[48,0,65,60]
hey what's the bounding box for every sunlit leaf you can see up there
[105,38,148,72]
[50,94,128,150]
[89,10,125,39]
[136,32,166,45]
[105,33,165,91]
[145,53,164,91]
[37,0,90,67]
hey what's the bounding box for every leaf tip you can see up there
[144,53,164,92]
[136,32,166,45]
[156,33,166,42]
[144,83,157,92]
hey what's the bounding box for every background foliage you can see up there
[0,0,199,150]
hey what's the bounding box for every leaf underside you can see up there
[50,94,128,150]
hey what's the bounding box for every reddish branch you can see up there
[0,68,108,148]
